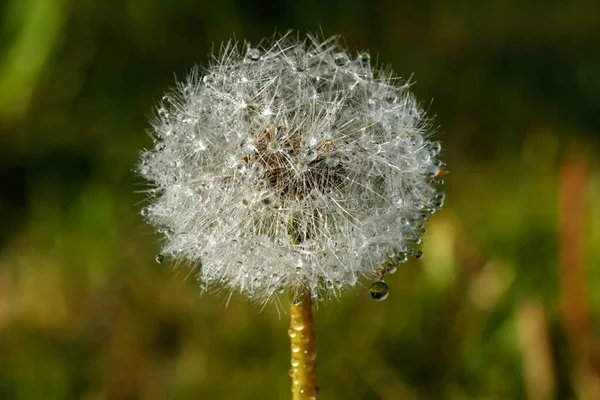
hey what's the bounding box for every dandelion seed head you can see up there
[138,33,444,303]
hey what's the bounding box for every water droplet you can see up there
[304,149,317,162]
[360,52,371,67]
[385,94,398,104]
[267,140,280,152]
[200,282,208,290]
[292,61,306,72]
[385,263,397,274]
[429,141,441,154]
[246,48,261,61]
[141,207,150,217]
[369,281,389,301]
[344,270,357,286]
[415,250,424,259]
[325,156,340,167]
[334,52,349,66]
[426,166,440,178]
[293,298,302,306]
[325,280,334,289]
[155,254,165,263]
[411,134,424,148]
[394,253,407,264]
[242,143,256,154]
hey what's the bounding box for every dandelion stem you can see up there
[289,292,317,400]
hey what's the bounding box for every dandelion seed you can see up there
[137,33,444,304]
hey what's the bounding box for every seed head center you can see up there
[242,125,343,197]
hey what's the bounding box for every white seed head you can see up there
[138,33,444,303]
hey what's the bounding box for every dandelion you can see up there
[137,32,444,399]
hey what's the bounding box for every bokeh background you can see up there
[1,0,600,399]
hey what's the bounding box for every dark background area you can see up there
[1,0,599,399]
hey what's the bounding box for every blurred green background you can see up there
[1,0,599,399]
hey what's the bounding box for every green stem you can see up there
[289,292,317,400]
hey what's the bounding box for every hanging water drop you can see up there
[141,207,150,217]
[360,52,371,67]
[369,280,389,301]
[381,256,399,274]
[415,250,424,259]
[155,254,165,263]
[394,253,407,264]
